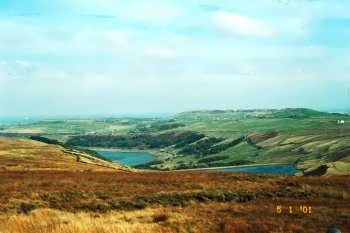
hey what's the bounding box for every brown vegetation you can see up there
[0,171,349,233]
[0,137,349,233]
[247,131,279,144]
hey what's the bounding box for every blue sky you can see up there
[0,0,349,116]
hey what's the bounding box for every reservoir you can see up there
[217,164,298,176]
[96,150,155,167]
[95,150,297,175]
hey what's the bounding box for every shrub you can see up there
[86,202,110,213]
[152,213,169,223]
[19,202,36,214]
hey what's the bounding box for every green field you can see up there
[1,108,350,175]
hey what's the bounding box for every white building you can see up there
[337,120,345,125]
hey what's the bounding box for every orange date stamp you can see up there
[276,205,312,214]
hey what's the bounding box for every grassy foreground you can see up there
[0,171,349,233]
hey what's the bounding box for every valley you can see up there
[2,108,350,176]
[0,108,350,232]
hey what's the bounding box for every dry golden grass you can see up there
[0,208,174,233]
[0,137,127,172]
[0,170,348,233]
[0,137,349,232]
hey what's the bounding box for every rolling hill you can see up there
[1,108,350,175]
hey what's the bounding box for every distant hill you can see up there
[175,108,339,120]
[263,108,337,118]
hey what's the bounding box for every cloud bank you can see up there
[0,0,349,116]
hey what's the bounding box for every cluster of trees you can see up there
[149,122,185,131]
[174,159,252,170]
[29,136,63,146]
[180,137,223,155]
[180,136,246,156]
[66,131,205,149]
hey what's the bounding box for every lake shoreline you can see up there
[171,163,290,171]
[80,146,165,156]
[136,163,300,176]
[84,146,300,175]
[172,163,301,176]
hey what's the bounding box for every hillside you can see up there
[0,137,128,172]
[174,108,335,120]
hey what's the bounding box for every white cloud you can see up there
[211,11,274,37]
[144,47,180,59]
[1,0,349,115]
[0,20,130,54]
[109,31,128,45]
[15,60,31,68]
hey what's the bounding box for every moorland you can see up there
[0,137,349,233]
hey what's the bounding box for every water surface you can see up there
[218,164,297,176]
[96,150,155,167]
[96,150,297,175]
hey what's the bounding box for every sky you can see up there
[0,0,350,117]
